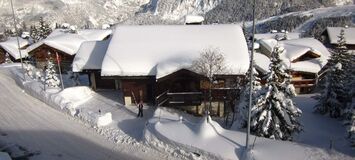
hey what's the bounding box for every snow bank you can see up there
[6,66,115,126]
[58,86,93,108]
[145,107,354,160]
[97,112,112,127]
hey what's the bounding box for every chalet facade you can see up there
[0,37,29,63]
[27,29,112,72]
[255,38,330,93]
[100,24,249,116]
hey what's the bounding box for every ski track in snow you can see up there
[0,68,171,160]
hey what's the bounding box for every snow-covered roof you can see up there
[27,29,112,56]
[254,52,270,74]
[327,27,355,45]
[254,32,301,41]
[0,37,29,59]
[255,38,330,74]
[101,24,249,78]
[185,15,204,24]
[72,39,111,72]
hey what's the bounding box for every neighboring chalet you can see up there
[255,38,330,93]
[26,29,112,72]
[0,37,29,63]
[322,27,355,52]
[72,38,115,90]
[100,24,249,116]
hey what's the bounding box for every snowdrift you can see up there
[144,107,353,160]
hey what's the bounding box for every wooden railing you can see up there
[167,92,202,106]
[155,90,169,107]
[155,91,203,107]
[291,79,316,88]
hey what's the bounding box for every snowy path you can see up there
[0,69,169,160]
[77,90,156,141]
[294,94,355,157]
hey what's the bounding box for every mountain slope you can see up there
[0,0,353,30]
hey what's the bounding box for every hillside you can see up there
[0,0,353,30]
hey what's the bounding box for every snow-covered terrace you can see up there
[26,29,112,56]
[72,38,111,72]
[0,37,29,59]
[256,38,330,74]
[101,24,249,78]
[327,27,355,45]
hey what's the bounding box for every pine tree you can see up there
[250,45,302,140]
[43,55,60,88]
[4,53,12,63]
[30,17,52,43]
[233,65,263,129]
[315,29,350,118]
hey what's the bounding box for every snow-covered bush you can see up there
[43,55,60,88]
[250,45,302,140]
[4,53,12,63]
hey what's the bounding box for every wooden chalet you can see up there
[0,37,29,63]
[27,29,112,73]
[100,24,250,117]
[321,27,355,51]
[255,38,330,94]
[28,44,74,71]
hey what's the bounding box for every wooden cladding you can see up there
[28,44,74,72]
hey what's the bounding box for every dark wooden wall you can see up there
[157,69,202,94]
[29,44,74,72]
[121,77,155,104]
[95,73,116,89]
[0,49,5,63]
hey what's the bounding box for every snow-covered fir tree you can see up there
[4,53,12,63]
[250,45,302,140]
[43,55,60,88]
[348,103,355,147]
[315,29,350,118]
[233,65,263,129]
[30,17,52,43]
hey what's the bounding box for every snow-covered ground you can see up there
[145,106,354,160]
[0,64,180,160]
[1,63,354,160]
[293,94,355,156]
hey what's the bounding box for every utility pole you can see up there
[246,0,257,150]
[10,0,25,80]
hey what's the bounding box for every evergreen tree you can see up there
[4,53,12,63]
[251,45,302,140]
[30,17,52,42]
[315,29,350,118]
[233,65,263,129]
[43,54,60,88]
